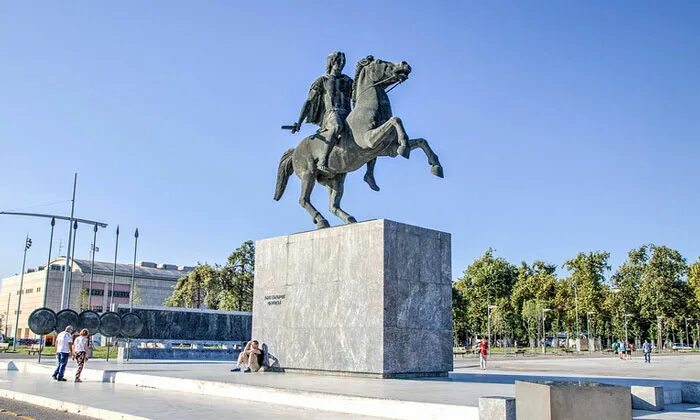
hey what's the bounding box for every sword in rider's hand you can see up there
[281,124,327,134]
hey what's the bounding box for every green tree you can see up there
[165,264,217,308]
[511,261,558,342]
[215,240,255,311]
[454,248,517,343]
[76,288,90,311]
[609,246,648,340]
[131,283,143,306]
[562,251,610,344]
[638,245,689,345]
[688,259,700,346]
[164,241,255,311]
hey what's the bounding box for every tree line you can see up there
[453,245,700,349]
[165,240,255,311]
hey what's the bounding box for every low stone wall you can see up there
[118,347,240,361]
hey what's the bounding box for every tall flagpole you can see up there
[12,236,32,351]
[39,218,55,362]
[66,221,78,309]
[130,228,139,312]
[110,226,119,309]
[60,173,77,309]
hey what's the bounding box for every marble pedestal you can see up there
[252,219,452,378]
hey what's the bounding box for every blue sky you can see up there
[1,1,698,281]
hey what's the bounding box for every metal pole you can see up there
[542,310,546,354]
[625,316,629,348]
[587,313,592,352]
[130,228,139,312]
[12,236,31,351]
[487,306,491,350]
[88,224,98,311]
[110,226,119,309]
[5,294,10,337]
[66,221,78,309]
[686,319,690,348]
[60,173,77,309]
[573,281,580,351]
[39,218,56,363]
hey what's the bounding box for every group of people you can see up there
[613,339,654,363]
[52,325,91,382]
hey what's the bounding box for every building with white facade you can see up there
[1,257,192,339]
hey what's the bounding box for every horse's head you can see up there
[352,56,412,103]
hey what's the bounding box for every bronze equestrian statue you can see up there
[276,54,443,229]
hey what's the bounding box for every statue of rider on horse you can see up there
[277,52,443,229]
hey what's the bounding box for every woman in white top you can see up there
[73,329,90,382]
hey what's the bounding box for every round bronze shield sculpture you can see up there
[28,308,56,335]
[78,310,100,335]
[55,309,80,333]
[120,312,143,338]
[99,312,122,337]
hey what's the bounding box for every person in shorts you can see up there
[478,338,489,370]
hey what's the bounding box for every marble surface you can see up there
[252,219,452,377]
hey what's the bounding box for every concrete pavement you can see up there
[1,354,699,419]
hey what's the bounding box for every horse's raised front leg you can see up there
[322,174,357,224]
[298,171,329,229]
[408,138,444,178]
[363,116,410,159]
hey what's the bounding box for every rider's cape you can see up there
[303,74,353,126]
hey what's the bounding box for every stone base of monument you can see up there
[515,381,632,420]
[252,219,453,378]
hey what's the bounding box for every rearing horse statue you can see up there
[274,56,444,229]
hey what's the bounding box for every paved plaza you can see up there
[1,353,699,419]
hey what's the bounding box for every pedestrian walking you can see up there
[73,329,90,382]
[619,340,627,360]
[478,338,489,370]
[52,326,73,381]
[642,339,652,363]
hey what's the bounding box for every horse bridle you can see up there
[354,68,405,101]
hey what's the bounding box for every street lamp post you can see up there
[587,311,596,352]
[12,236,32,351]
[542,308,551,354]
[573,280,580,352]
[487,305,498,350]
[624,313,634,349]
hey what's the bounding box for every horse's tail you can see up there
[273,148,295,201]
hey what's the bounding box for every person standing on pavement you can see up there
[73,329,90,382]
[642,339,652,364]
[52,326,73,381]
[618,340,626,360]
[478,337,489,370]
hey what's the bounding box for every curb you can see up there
[12,361,479,420]
[0,388,149,420]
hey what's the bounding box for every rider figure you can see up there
[292,51,379,191]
